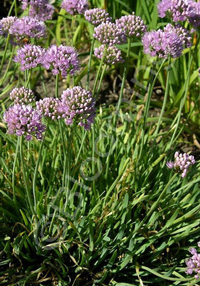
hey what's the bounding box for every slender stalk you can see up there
[154,58,171,137]
[0,34,10,76]
[19,136,34,215]
[12,137,20,204]
[0,46,15,85]
[168,53,193,149]
[115,37,131,113]
[137,59,166,163]
[86,38,95,90]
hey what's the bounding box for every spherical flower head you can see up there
[166,151,195,177]
[3,104,46,141]
[9,16,47,41]
[27,0,54,21]
[61,0,88,15]
[0,16,17,37]
[13,44,45,71]
[94,45,124,65]
[157,0,189,22]
[187,1,200,28]
[43,45,79,78]
[93,21,126,46]
[61,86,95,130]
[164,23,192,48]
[186,242,200,279]
[36,97,64,120]
[116,12,147,38]
[142,29,183,58]
[84,8,112,26]
[10,87,36,104]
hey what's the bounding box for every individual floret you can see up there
[61,86,95,130]
[13,44,45,71]
[116,12,147,38]
[3,104,46,141]
[42,45,79,78]
[166,151,195,177]
[93,21,126,46]
[61,0,88,15]
[94,45,124,65]
[10,87,36,104]
[84,8,112,26]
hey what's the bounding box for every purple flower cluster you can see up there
[93,21,126,46]
[164,23,192,48]
[84,8,112,26]
[9,16,46,41]
[61,86,95,129]
[61,0,88,15]
[187,1,200,28]
[10,87,35,104]
[142,29,183,58]
[166,151,195,178]
[20,0,54,21]
[43,45,79,78]
[186,242,200,279]
[13,44,45,71]
[36,98,64,120]
[3,104,46,141]
[0,16,17,37]
[157,0,189,22]
[116,12,147,38]
[94,45,124,65]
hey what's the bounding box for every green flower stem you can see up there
[0,46,15,85]
[115,37,131,115]
[19,136,34,215]
[137,59,166,163]
[12,137,20,204]
[32,132,46,213]
[154,58,171,137]
[0,34,11,76]
[92,46,107,97]
[168,52,193,149]
[86,38,95,90]
[134,173,177,234]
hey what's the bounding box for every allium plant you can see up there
[10,87,35,104]
[93,21,127,46]
[94,45,124,65]
[186,242,200,279]
[3,104,46,141]
[13,44,45,71]
[36,98,64,120]
[0,16,17,37]
[20,0,54,21]
[9,16,47,41]
[164,23,192,48]
[61,86,95,130]
[84,8,112,26]
[61,0,88,15]
[166,151,195,177]
[43,45,79,78]
[116,12,147,38]
[142,29,183,58]
[187,1,200,28]
[157,0,189,22]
